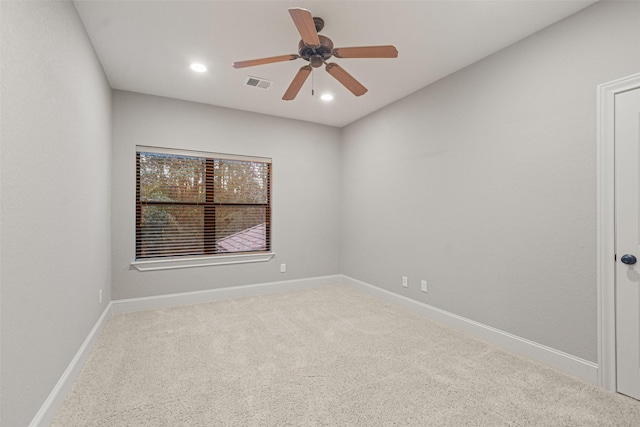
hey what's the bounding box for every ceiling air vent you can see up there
[245,76,272,90]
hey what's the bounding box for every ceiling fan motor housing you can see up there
[298,35,334,68]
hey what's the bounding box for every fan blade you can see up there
[289,8,320,48]
[333,45,398,59]
[233,54,298,69]
[325,63,367,97]
[283,66,312,101]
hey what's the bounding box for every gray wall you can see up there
[112,91,341,300]
[340,0,640,363]
[0,1,112,426]
[2,1,638,424]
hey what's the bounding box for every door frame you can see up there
[597,71,640,392]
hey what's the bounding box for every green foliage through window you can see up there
[136,150,271,259]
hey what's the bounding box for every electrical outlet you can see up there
[280,263,286,273]
[421,280,428,293]
[99,289,103,303]
[402,276,408,288]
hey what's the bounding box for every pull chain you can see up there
[312,70,315,96]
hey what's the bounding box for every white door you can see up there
[615,86,640,400]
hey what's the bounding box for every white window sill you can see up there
[131,253,275,272]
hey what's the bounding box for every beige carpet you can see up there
[53,284,640,426]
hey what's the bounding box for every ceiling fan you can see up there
[232,8,398,101]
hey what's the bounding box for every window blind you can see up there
[136,148,271,260]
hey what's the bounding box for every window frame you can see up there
[131,146,274,271]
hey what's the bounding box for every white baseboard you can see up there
[111,274,342,314]
[29,302,113,427]
[341,275,599,385]
[31,273,599,426]
[30,275,340,425]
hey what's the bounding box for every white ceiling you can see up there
[74,0,597,128]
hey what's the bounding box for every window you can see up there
[135,147,271,261]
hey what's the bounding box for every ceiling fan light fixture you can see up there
[190,63,207,72]
[309,55,324,68]
[321,94,334,101]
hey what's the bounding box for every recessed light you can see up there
[190,63,207,72]
[321,94,333,101]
